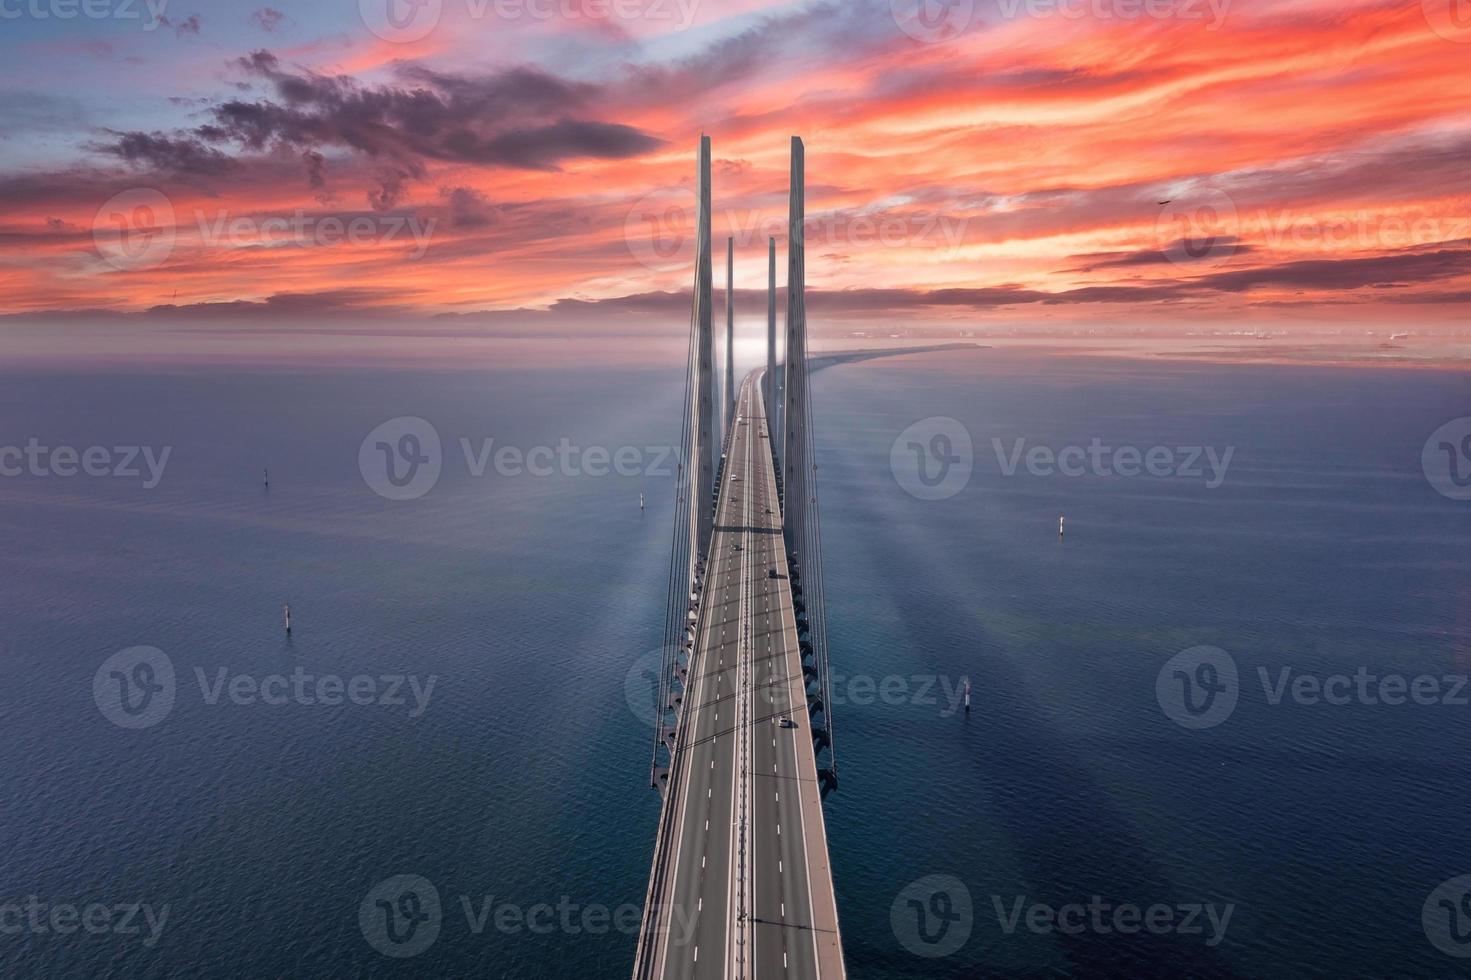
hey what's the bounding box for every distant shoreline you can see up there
[809,338,1467,371]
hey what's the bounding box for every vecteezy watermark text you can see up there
[92,189,439,272]
[358,875,692,958]
[0,897,168,947]
[93,647,437,730]
[993,895,1234,946]
[626,191,970,271]
[891,875,1234,959]
[360,0,699,44]
[996,0,1229,29]
[359,416,678,501]
[0,0,170,29]
[1158,645,1471,730]
[0,440,170,488]
[994,438,1235,488]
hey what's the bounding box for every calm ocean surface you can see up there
[2,349,1468,978]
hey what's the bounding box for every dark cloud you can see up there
[162,13,202,36]
[440,186,497,229]
[1189,247,1471,292]
[367,164,420,210]
[452,118,661,170]
[146,289,405,317]
[196,52,661,171]
[302,149,325,189]
[252,7,283,31]
[92,130,237,176]
[1069,238,1254,271]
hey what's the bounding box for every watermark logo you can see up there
[1423,417,1471,501]
[93,189,176,272]
[1163,647,1471,729]
[1256,209,1470,251]
[360,875,442,958]
[1157,188,1238,269]
[0,0,170,30]
[361,0,698,43]
[1424,875,1471,957]
[992,438,1234,487]
[891,417,973,500]
[95,189,439,268]
[892,874,972,957]
[828,672,970,717]
[0,897,169,947]
[994,0,1230,29]
[625,186,698,271]
[0,440,171,488]
[890,0,975,43]
[360,0,441,41]
[624,193,971,271]
[1422,0,1471,42]
[362,420,679,501]
[359,876,682,956]
[93,646,176,730]
[194,209,438,259]
[993,895,1233,946]
[625,648,672,728]
[94,648,437,727]
[1156,645,1238,730]
[360,417,443,501]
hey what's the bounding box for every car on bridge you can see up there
[779,717,797,729]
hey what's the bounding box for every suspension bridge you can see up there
[632,135,844,979]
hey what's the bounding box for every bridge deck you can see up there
[635,371,844,979]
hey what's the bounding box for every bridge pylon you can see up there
[778,135,836,794]
[651,135,716,794]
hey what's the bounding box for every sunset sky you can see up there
[2,0,1468,336]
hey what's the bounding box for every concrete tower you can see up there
[766,236,776,433]
[781,136,807,560]
[692,137,715,572]
[725,236,735,440]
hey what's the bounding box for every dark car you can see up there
[768,568,778,579]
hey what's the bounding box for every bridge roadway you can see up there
[636,371,844,979]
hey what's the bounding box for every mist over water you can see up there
[1,349,1466,976]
